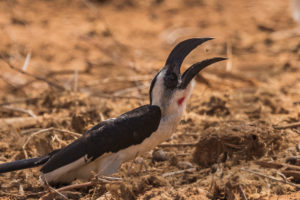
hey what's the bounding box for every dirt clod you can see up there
[193,121,282,168]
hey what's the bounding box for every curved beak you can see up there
[165,37,213,75]
[179,57,227,89]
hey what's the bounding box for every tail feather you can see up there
[0,156,50,173]
[0,149,61,173]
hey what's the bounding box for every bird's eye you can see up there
[164,72,178,88]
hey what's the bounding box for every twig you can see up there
[25,190,47,198]
[52,134,68,146]
[40,178,121,199]
[0,115,70,132]
[40,176,68,200]
[101,176,123,181]
[162,167,196,177]
[226,41,232,71]
[98,177,122,184]
[48,187,68,200]
[255,161,300,171]
[282,170,300,181]
[239,184,248,200]
[0,116,43,131]
[22,127,80,159]
[21,127,41,135]
[273,122,300,129]
[241,168,300,189]
[158,143,197,148]
[278,172,288,182]
[0,56,65,90]
[22,52,31,71]
[22,128,53,159]
[53,128,82,137]
[56,181,93,193]
[1,105,37,118]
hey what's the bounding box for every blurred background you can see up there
[0,0,300,199]
[0,0,298,97]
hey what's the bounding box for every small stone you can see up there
[134,157,144,164]
[177,161,193,169]
[152,149,168,162]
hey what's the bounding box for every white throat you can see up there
[150,71,196,143]
[151,71,195,119]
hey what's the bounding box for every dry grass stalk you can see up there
[22,128,53,159]
[40,176,122,199]
[52,128,81,138]
[226,41,232,71]
[158,143,197,148]
[162,167,196,177]
[22,128,81,159]
[273,122,300,129]
[255,161,300,171]
[239,184,248,200]
[241,168,300,189]
[0,115,71,131]
[0,116,43,131]
[1,105,37,118]
[22,52,31,71]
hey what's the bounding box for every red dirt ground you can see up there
[0,0,300,199]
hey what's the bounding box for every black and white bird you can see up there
[0,38,225,184]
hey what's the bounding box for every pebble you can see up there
[152,149,168,162]
[134,157,144,164]
[177,161,193,169]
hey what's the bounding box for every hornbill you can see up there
[0,38,226,184]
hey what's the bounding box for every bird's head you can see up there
[149,38,226,117]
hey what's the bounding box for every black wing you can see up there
[41,105,161,173]
[86,118,116,132]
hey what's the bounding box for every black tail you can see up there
[0,156,50,173]
[0,149,61,173]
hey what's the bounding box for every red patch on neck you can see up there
[177,97,185,105]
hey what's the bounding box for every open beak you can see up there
[165,37,213,75]
[179,57,227,89]
[164,37,226,89]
